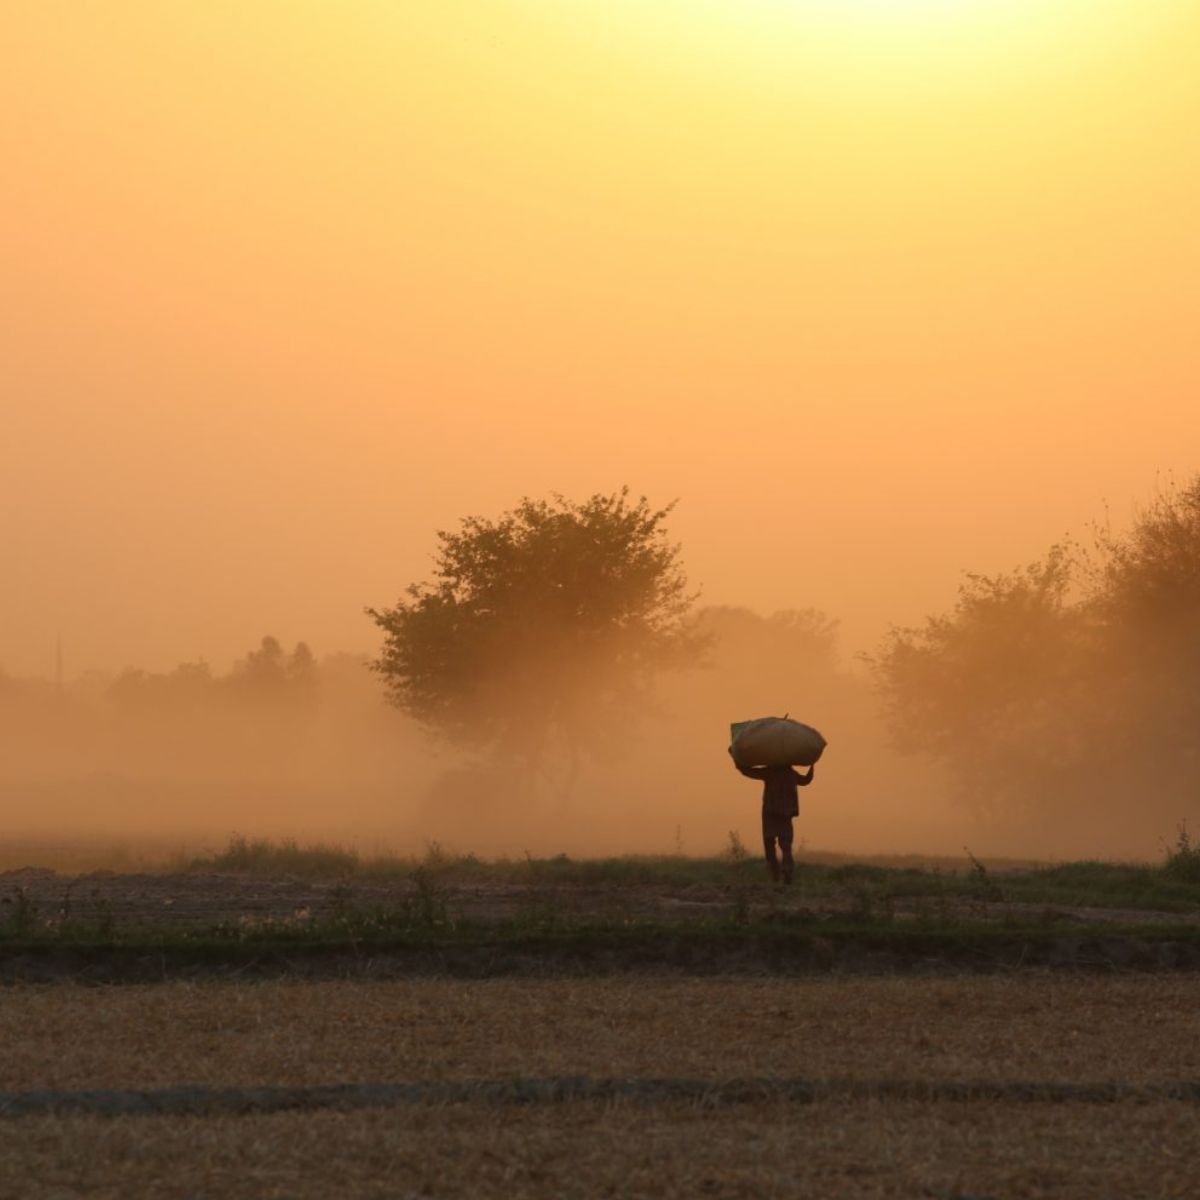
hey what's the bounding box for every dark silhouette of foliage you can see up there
[227,637,318,708]
[106,636,317,718]
[869,476,1200,835]
[367,490,700,791]
[1087,479,1200,788]
[869,547,1092,812]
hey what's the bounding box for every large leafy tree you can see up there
[367,490,700,796]
[868,547,1093,815]
[1087,478,1200,786]
[869,476,1200,839]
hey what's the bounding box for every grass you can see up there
[173,835,760,884]
[1,908,1198,985]
[1,835,1196,976]
[15,830,1199,916]
[1164,819,1200,882]
[815,857,1200,914]
[169,834,1200,912]
[180,835,365,879]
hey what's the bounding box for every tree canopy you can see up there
[367,490,700,791]
[869,476,1200,836]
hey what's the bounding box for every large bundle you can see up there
[730,716,826,768]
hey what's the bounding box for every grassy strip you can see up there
[2,875,1198,950]
[2,916,1200,981]
[167,834,1200,913]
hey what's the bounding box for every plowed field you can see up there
[2,976,1198,1198]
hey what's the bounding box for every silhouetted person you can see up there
[732,757,814,883]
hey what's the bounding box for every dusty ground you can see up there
[2,866,1196,933]
[4,1101,1198,1199]
[2,870,1194,1192]
[2,976,1199,1198]
[4,976,1200,1090]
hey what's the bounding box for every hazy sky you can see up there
[4,1,1198,677]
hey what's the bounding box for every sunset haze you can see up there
[4,0,1198,677]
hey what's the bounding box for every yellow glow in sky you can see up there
[2,0,1199,676]
[565,0,1175,93]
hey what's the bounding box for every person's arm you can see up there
[795,765,815,786]
[729,749,769,780]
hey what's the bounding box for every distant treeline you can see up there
[3,477,1198,855]
[0,613,851,774]
[0,638,404,783]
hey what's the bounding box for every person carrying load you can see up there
[729,716,825,885]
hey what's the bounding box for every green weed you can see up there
[1164,821,1200,883]
[1,887,39,937]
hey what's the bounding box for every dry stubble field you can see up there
[3,975,1199,1198]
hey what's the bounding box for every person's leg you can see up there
[779,822,795,884]
[762,826,781,881]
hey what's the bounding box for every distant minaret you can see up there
[55,633,63,693]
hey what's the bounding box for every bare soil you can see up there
[5,1101,1198,1199]
[3,976,1199,1092]
[2,977,1199,1198]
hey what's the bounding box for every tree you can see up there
[868,547,1092,816]
[1087,478,1200,791]
[230,635,287,693]
[367,490,701,796]
[868,476,1200,843]
[227,636,317,705]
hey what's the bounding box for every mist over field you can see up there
[6,476,1200,864]
[0,616,944,860]
[7,13,1200,1200]
[4,4,1200,865]
[5,508,1197,867]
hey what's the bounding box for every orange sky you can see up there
[3,1,1198,677]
